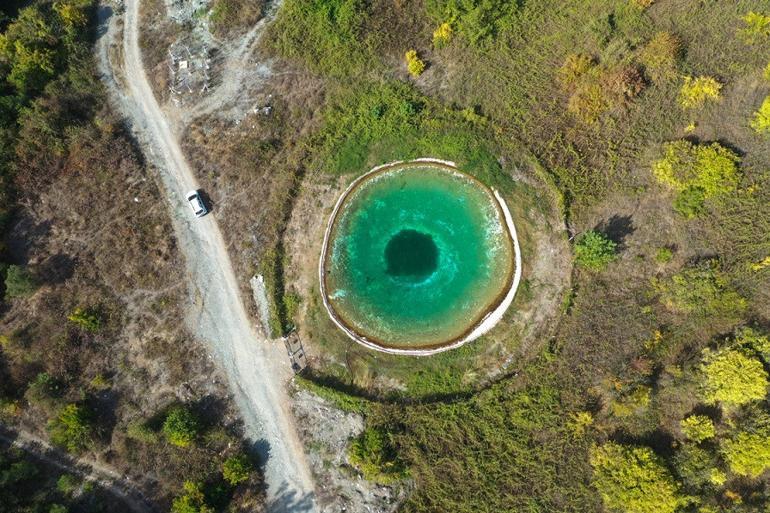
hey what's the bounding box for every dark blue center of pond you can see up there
[384,229,439,280]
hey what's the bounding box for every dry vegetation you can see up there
[0,1,265,511]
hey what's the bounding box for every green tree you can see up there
[171,481,213,513]
[574,230,617,270]
[590,442,686,513]
[722,430,770,478]
[221,454,253,486]
[48,403,93,453]
[699,348,768,408]
[162,405,199,448]
[680,415,716,443]
[672,444,719,490]
[4,264,37,298]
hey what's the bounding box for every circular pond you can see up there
[319,159,520,355]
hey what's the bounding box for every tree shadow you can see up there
[245,438,271,469]
[38,253,76,284]
[595,214,635,249]
[5,216,51,263]
[265,481,316,513]
[95,5,113,39]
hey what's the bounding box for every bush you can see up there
[4,265,37,299]
[171,481,213,513]
[639,32,680,82]
[222,454,253,486]
[56,474,78,495]
[601,65,646,104]
[678,76,721,109]
[405,50,425,77]
[567,82,607,124]
[680,415,716,443]
[736,328,770,361]
[740,12,770,44]
[67,307,101,332]
[590,442,685,513]
[654,262,747,318]
[750,96,770,134]
[348,427,407,484]
[425,0,519,46]
[652,140,740,198]
[574,230,617,271]
[610,386,651,418]
[432,22,453,48]
[125,419,159,443]
[699,348,768,408]
[673,186,707,218]
[655,247,674,263]
[162,406,200,448]
[558,53,595,88]
[722,430,770,478]
[48,404,93,453]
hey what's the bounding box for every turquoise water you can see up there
[323,163,514,348]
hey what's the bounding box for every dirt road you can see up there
[96,1,317,511]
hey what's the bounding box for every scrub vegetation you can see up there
[0,1,265,511]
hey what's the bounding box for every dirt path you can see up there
[96,1,317,511]
[0,428,156,513]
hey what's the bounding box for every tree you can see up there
[574,230,617,271]
[699,348,768,408]
[590,442,685,513]
[162,406,199,448]
[4,264,37,299]
[171,481,214,513]
[672,444,719,490]
[722,430,770,478]
[48,403,93,453]
[680,415,716,443]
[222,454,253,486]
